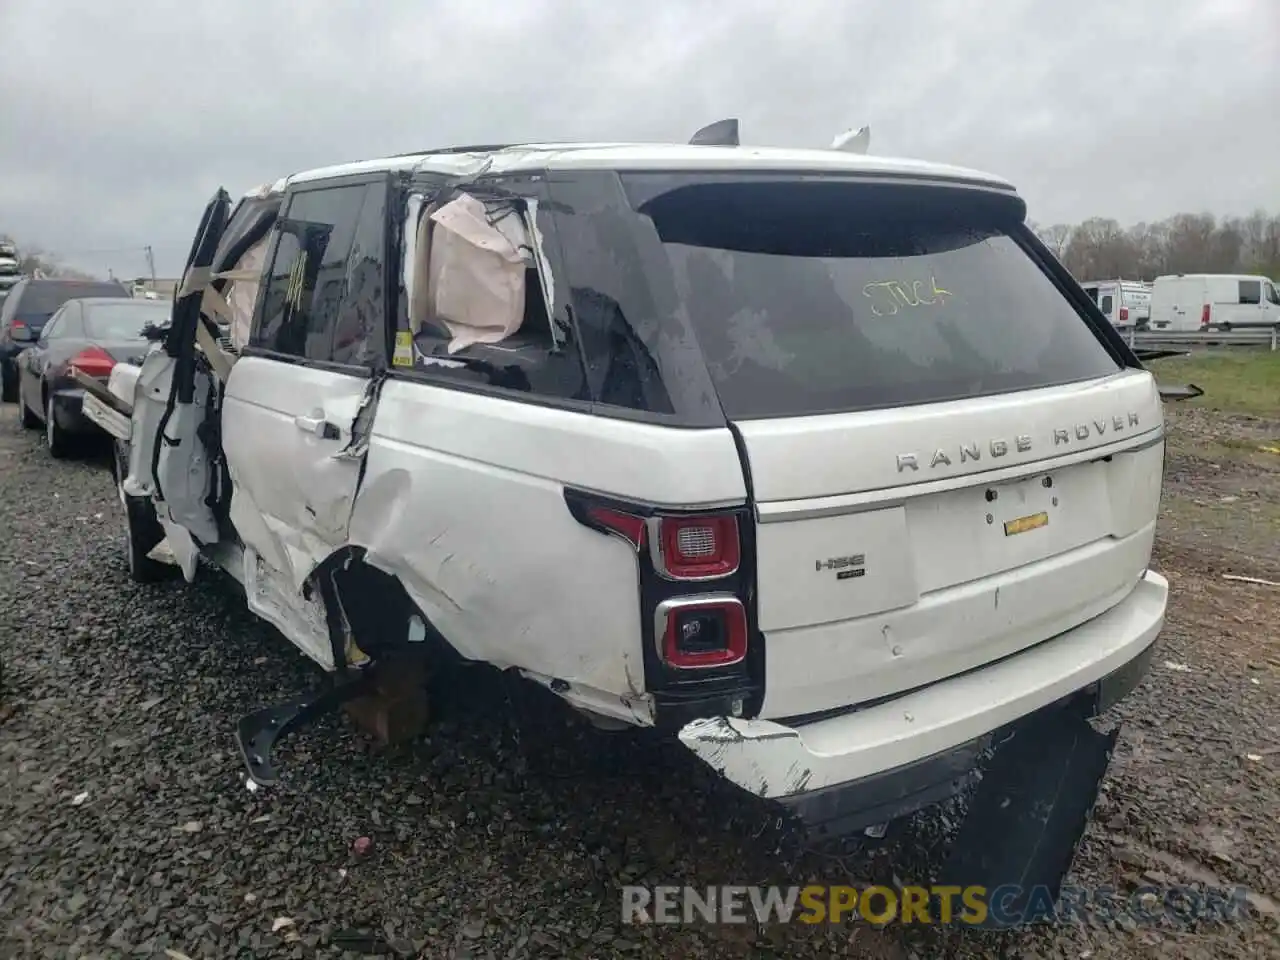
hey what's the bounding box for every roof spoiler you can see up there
[687,119,871,154]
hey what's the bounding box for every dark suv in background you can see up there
[0,277,132,401]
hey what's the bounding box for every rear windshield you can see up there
[16,280,129,316]
[84,301,170,340]
[623,177,1121,419]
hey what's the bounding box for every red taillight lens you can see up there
[584,506,646,550]
[1119,307,1129,322]
[655,595,748,669]
[68,346,116,379]
[651,515,740,580]
[1201,304,1212,327]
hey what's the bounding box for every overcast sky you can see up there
[1,0,1276,278]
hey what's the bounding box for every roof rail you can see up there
[390,143,519,158]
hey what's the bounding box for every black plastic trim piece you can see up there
[563,486,762,719]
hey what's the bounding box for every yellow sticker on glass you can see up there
[393,331,414,368]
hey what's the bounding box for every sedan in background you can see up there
[0,277,132,401]
[16,297,169,457]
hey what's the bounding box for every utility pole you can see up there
[145,245,157,286]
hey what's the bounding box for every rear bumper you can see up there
[678,570,1166,829]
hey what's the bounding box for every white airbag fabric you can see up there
[427,194,527,354]
[225,238,269,350]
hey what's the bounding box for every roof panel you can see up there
[280,142,1015,192]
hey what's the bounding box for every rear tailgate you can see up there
[738,371,1162,717]
[635,174,1163,720]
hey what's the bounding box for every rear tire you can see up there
[19,379,39,429]
[0,362,15,403]
[114,441,172,583]
[45,393,72,459]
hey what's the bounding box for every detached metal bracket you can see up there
[1158,383,1205,402]
[235,671,375,786]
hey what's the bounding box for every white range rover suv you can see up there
[85,137,1169,896]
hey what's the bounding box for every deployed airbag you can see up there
[427,194,528,354]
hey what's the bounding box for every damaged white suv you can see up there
[86,134,1171,899]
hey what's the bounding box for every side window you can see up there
[331,183,387,366]
[40,309,64,341]
[1099,294,1114,315]
[0,283,21,325]
[1082,286,1098,304]
[1238,280,1262,305]
[48,302,85,339]
[252,184,369,362]
[401,181,587,402]
[1266,282,1280,306]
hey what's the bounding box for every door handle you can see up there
[294,414,341,440]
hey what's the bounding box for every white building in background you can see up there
[128,277,180,300]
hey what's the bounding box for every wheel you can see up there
[18,377,39,429]
[114,441,172,583]
[45,392,72,459]
[0,361,15,403]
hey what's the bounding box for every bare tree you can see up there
[1034,223,1074,260]
[1043,210,1279,281]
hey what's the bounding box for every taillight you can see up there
[1201,304,1212,327]
[564,487,758,718]
[9,320,26,334]
[583,506,646,549]
[68,346,116,379]
[649,515,740,581]
[1119,307,1129,323]
[655,595,748,669]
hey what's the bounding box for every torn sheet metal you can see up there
[346,377,652,708]
[219,358,373,595]
[241,546,335,670]
[519,669,655,727]
[678,717,816,798]
[153,369,220,546]
[426,193,529,353]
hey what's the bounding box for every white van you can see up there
[1149,273,1280,331]
[81,139,1170,898]
[1079,280,1152,329]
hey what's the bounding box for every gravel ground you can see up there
[1,400,1278,959]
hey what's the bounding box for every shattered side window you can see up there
[395,178,588,403]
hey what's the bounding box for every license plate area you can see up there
[905,463,1109,594]
[989,474,1058,538]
